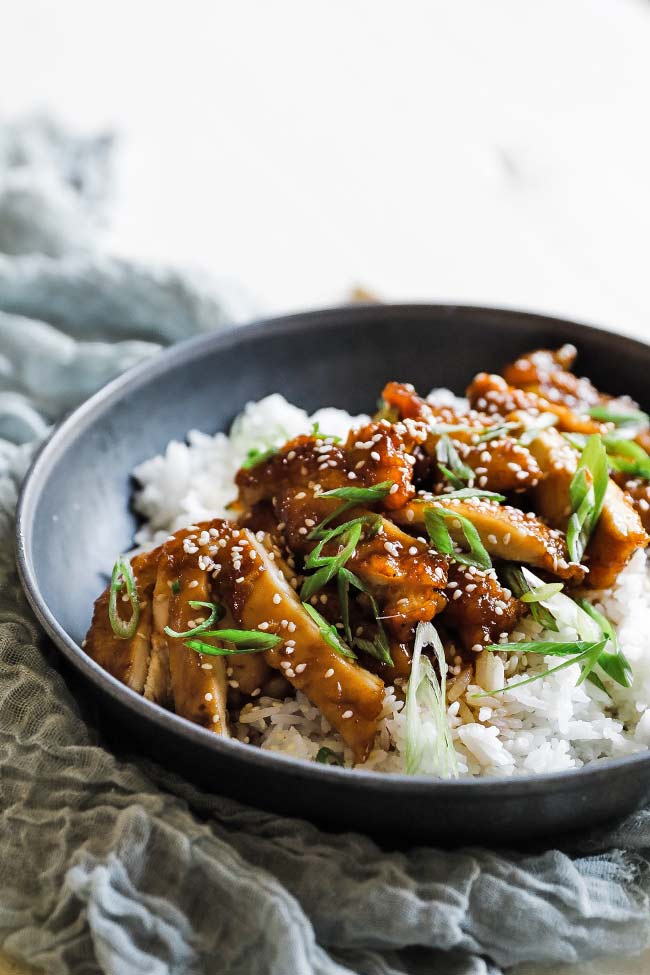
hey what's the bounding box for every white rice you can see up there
[132,392,650,777]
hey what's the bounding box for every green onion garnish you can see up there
[566,434,609,563]
[587,405,649,428]
[475,640,607,696]
[301,520,363,601]
[302,601,356,659]
[602,437,650,479]
[310,421,341,442]
[315,746,343,766]
[309,481,394,537]
[108,555,140,640]
[509,567,632,692]
[171,579,181,595]
[337,566,393,665]
[517,413,558,446]
[576,599,632,687]
[440,488,505,502]
[405,622,459,778]
[501,566,558,631]
[424,507,492,571]
[476,422,518,442]
[241,446,278,469]
[184,629,283,656]
[435,435,474,489]
[164,600,225,639]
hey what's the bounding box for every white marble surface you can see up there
[1,2,650,973]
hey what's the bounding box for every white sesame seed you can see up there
[295,663,307,674]
[389,483,399,494]
[371,451,381,462]
[201,663,213,670]
[487,534,497,545]
[347,472,357,480]
[287,621,296,633]
[229,680,239,689]
[325,668,335,678]
[342,710,353,719]
[408,546,418,555]
[273,593,282,605]
[205,692,213,701]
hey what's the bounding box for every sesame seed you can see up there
[487,534,497,545]
[287,622,296,633]
[325,668,335,678]
[370,451,381,462]
[236,576,245,584]
[389,483,399,494]
[408,546,418,555]
[342,710,353,719]
[212,714,220,723]
[229,680,239,689]
[273,593,281,605]
[453,590,462,600]
[258,621,269,630]
[295,663,307,674]
[280,661,291,670]
[251,688,261,697]
[205,692,213,701]
[347,472,357,480]
[201,663,213,670]
[406,508,415,522]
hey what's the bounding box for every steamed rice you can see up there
[132,393,650,777]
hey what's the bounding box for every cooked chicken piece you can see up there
[86,548,158,693]
[345,420,426,510]
[236,434,449,635]
[215,527,385,761]
[392,494,585,582]
[381,381,542,493]
[467,372,604,435]
[613,474,650,532]
[441,562,524,651]
[502,345,604,412]
[529,428,649,589]
[153,528,230,733]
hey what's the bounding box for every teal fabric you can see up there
[1,117,649,975]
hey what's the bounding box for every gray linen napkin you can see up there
[0,116,649,975]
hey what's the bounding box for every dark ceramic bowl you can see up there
[16,304,650,843]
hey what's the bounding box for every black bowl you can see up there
[16,304,650,844]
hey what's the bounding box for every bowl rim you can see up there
[16,301,650,796]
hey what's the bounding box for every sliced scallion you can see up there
[108,555,140,640]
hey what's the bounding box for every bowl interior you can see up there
[24,304,649,648]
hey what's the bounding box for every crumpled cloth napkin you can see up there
[1,116,649,975]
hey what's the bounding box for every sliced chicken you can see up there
[86,548,158,693]
[613,474,650,533]
[152,527,230,734]
[393,494,585,582]
[215,527,385,762]
[529,428,649,589]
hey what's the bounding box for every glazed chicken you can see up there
[85,344,650,764]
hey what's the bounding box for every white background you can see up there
[2,3,650,974]
[3,0,650,340]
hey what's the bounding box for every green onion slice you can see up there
[164,600,225,639]
[405,622,459,778]
[337,566,393,665]
[566,434,609,563]
[440,488,505,502]
[435,435,474,489]
[185,629,282,656]
[315,746,343,765]
[309,481,393,537]
[475,640,607,696]
[587,405,649,428]
[108,555,140,640]
[241,446,278,469]
[302,601,356,659]
[424,507,492,570]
